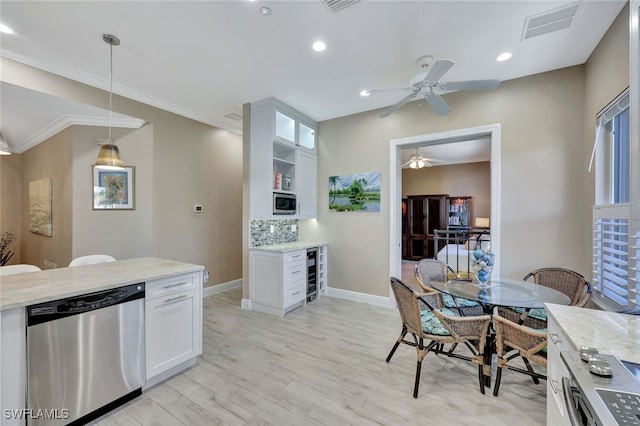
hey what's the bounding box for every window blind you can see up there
[593,205,631,308]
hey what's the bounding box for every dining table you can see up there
[427,277,571,386]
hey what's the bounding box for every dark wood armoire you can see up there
[402,194,448,260]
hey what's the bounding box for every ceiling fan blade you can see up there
[425,94,451,116]
[420,157,447,163]
[425,59,454,82]
[380,92,418,118]
[366,86,412,94]
[442,79,501,91]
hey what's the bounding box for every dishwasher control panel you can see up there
[27,283,145,326]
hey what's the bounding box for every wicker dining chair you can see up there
[387,277,492,398]
[492,312,548,396]
[497,267,592,329]
[414,258,483,316]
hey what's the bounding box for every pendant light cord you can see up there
[109,39,113,141]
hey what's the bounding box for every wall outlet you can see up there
[204,271,209,283]
[270,225,275,233]
[292,224,297,232]
[193,204,203,213]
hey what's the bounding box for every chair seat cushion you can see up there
[420,307,459,336]
[508,307,548,322]
[442,293,481,308]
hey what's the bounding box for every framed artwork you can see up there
[93,166,135,209]
[329,171,381,212]
[29,178,53,236]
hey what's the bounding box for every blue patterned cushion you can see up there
[442,293,481,308]
[509,307,548,322]
[420,307,459,336]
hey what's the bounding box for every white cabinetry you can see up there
[250,249,306,316]
[1,308,26,426]
[145,272,202,382]
[547,315,573,426]
[249,97,318,220]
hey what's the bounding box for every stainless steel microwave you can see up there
[273,192,296,215]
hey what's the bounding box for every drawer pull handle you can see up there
[292,291,301,296]
[292,271,301,274]
[549,332,561,344]
[164,294,188,303]
[163,282,188,289]
[549,378,560,394]
[291,254,302,259]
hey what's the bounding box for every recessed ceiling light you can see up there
[496,52,512,62]
[0,23,14,34]
[312,41,326,52]
[260,6,271,15]
[360,90,370,97]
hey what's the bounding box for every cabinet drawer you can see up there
[146,273,197,299]
[284,284,305,306]
[284,250,305,264]
[284,262,305,283]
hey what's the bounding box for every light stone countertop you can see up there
[545,303,640,364]
[250,241,327,253]
[0,257,204,311]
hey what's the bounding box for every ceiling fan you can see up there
[403,148,447,169]
[365,55,501,118]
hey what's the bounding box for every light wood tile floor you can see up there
[94,287,546,425]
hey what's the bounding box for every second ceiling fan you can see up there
[366,55,501,118]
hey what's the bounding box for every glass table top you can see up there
[427,277,571,308]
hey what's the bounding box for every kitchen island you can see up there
[545,303,640,425]
[1,257,204,426]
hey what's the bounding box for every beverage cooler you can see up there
[306,248,318,301]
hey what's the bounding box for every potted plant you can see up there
[0,231,16,266]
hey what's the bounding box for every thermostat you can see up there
[193,204,203,213]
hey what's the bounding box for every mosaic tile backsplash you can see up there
[250,219,299,247]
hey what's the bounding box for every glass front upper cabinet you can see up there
[298,122,316,151]
[275,111,295,144]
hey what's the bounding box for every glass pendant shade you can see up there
[95,143,124,170]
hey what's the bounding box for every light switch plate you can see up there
[270,225,275,233]
[292,224,297,232]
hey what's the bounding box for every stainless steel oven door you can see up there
[562,377,597,426]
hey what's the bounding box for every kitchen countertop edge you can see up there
[250,241,327,253]
[0,257,204,311]
[545,303,640,364]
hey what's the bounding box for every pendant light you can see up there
[0,132,11,155]
[95,33,125,170]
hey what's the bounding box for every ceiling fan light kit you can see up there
[367,54,501,118]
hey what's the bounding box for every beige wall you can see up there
[301,65,587,297]
[402,162,491,219]
[71,125,154,262]
[300,6,629,298]
[1,59,243,286]
[0,153,23,263]
[20,127,74,267]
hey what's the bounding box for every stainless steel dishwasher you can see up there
[26,283,145,426]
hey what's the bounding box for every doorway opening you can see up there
[389,124,501,293]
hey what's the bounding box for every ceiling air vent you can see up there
[324,0,360,14]
[522,3,579,40]
[223,111,243,121]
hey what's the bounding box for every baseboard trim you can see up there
[203,279,242,298]
[326,287,394,308]
[241,298,251,309]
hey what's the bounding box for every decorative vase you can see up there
[472,248,495,287]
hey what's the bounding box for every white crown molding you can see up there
[2,51,242,136]
[13,114,145,153]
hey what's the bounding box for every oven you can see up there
[561,351,640,426]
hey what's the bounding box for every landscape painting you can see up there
[329,172,381,212]
[29,178,53,236]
